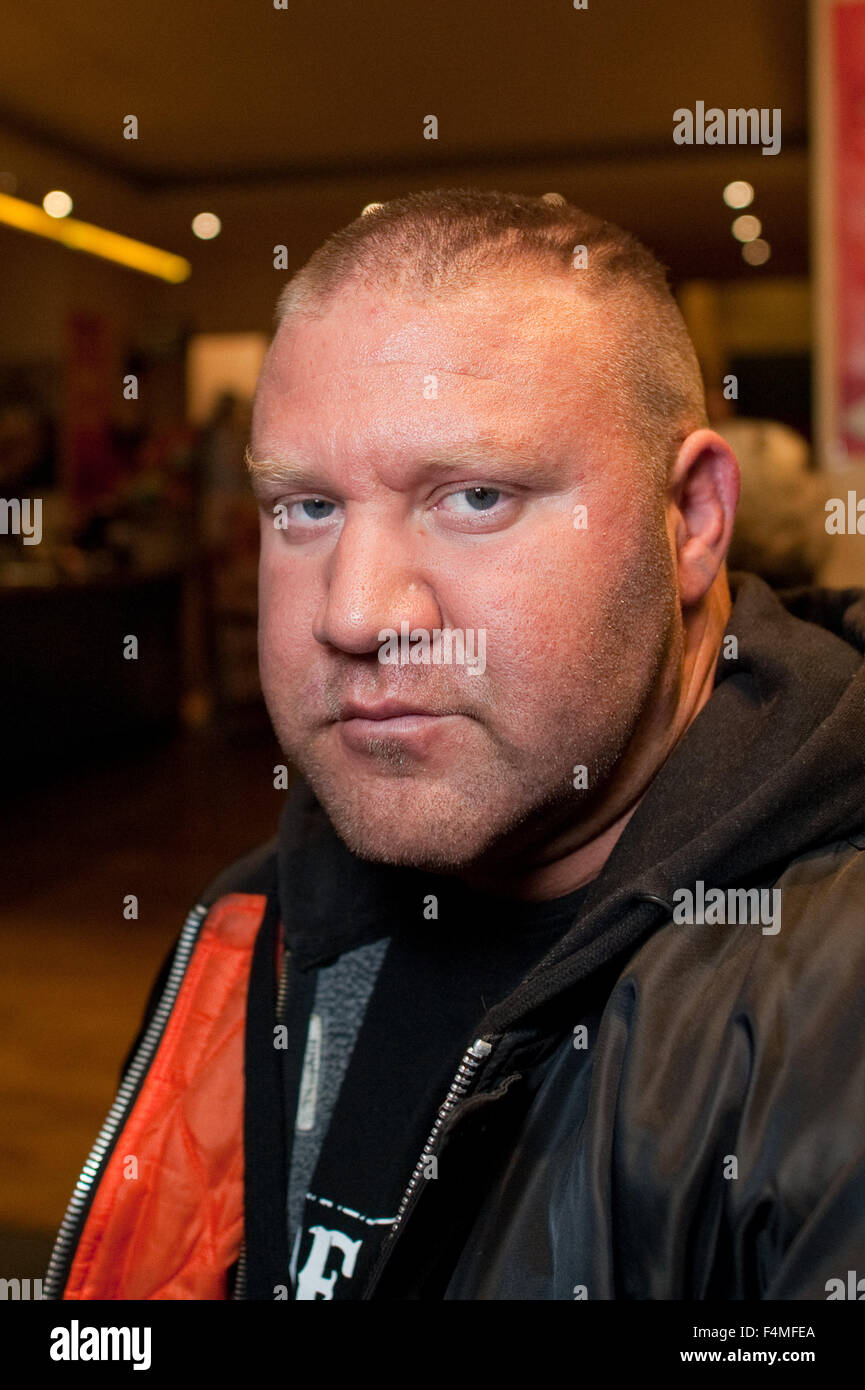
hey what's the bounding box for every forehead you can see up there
[252,274,618,461]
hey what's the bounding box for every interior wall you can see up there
[0,130,162,366]
[1,122,809,352]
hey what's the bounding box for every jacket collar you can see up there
[277,784,423,968]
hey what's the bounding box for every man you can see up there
[46,190,865,1301]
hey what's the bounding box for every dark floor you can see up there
[0,711,285,1277]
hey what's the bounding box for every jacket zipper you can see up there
[363,1036,493,1296]
[42,903,209,1300]
[232,942,292,1301]
[392,1037,493,1228]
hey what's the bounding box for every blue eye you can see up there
[301,498,336,520]
[463,487,500,511]
[435,485,513,524]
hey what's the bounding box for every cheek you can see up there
[457,526,600,660]
[465,514,667,695]
[257,558,316,698]
[258,535,319,638]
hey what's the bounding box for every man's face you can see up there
[251,271,680,872]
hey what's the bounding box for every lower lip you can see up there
[337,713,457,750]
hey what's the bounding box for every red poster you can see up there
[834,2,865,455]
[61,311,117,510]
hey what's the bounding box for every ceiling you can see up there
[0,0,807,183]
[0,0,811,277]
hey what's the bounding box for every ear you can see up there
[668,429,740,607]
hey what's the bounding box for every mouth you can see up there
[335,699,464,750]
[339,699,452,722]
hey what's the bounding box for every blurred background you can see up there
[1,0,864,1278]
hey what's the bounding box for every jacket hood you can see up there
[488,571,865,1031]
[277,573,865,1033]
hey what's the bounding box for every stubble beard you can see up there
[274,649,667,876]
[268,522,678,877]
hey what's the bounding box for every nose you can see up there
[312,512,443,656]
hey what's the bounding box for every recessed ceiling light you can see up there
[43,190,73,218]
[723,181,754,209]
[192,212,221,239]
[732,214,762,243]
[742,238,771,266]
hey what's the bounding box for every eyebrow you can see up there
[245,444,312,494]
[245,440,569,495]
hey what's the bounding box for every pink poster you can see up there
[61,310,117,509]
[833,2,865,454]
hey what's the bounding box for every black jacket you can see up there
[49,573,865,1299]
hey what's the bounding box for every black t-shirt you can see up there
[284,877,589,1299]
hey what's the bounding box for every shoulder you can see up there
[117,835,279,1082]
[733,837,865,1173]
[760,832,865,982]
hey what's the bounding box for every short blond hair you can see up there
[275,188,708,493]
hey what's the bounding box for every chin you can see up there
[299,765,505,871]
[326,801,488,872]
[345,832,472,872]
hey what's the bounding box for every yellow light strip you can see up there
[0,192,191,283]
